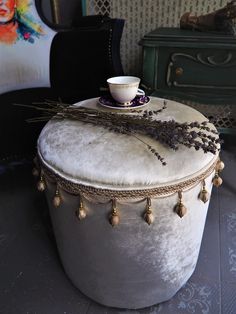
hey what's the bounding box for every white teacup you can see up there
[107,76,145,106]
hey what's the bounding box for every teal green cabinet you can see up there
[140,28,236,105]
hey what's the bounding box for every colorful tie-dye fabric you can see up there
[0,0,56,94]
[0,0,45,45]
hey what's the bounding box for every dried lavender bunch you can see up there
[17,100,221,165]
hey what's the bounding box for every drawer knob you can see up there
[175,67,184,76]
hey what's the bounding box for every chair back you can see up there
[0,0,56,95]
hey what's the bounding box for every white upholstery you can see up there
[45,174,213,308]
[38,97,219,308]
[0,0,56,94]
[38,97,218,190]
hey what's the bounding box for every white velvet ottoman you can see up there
[36,97,223,309]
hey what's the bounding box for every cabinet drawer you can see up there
[159,48,236,91]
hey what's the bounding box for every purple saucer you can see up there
[98,95,150,110]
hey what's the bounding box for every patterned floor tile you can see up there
[151,280,220,314]
[220,213,236,283]
[219,184,236,283]
[221,282,236,314]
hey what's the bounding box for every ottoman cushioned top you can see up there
[37,97,218,190]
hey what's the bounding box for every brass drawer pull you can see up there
[175,67,184,76]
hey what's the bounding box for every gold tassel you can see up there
[174,191,187,218]
[75,195,87,220]
[37,175,46,192]
[199,180,210,203]
[144,197,154,225]
[53,187,61,208]
[109,199,120,227]
[216,159,225,172]
[212,171,223,187]
[32,167,39,177]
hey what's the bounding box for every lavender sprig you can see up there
[15,101,221,165]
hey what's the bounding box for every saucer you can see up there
[98,95,150,110]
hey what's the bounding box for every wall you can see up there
[85,0,229,75]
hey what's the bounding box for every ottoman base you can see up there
[45,178,212,309]
[65,267,194,309]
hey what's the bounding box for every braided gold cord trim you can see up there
[38,154,218,199]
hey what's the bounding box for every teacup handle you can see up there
[136,88,145,96]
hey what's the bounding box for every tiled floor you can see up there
[0,136,235,314]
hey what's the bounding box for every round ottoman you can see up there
[36,97,223,309]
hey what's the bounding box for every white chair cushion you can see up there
[0,0,56,94]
